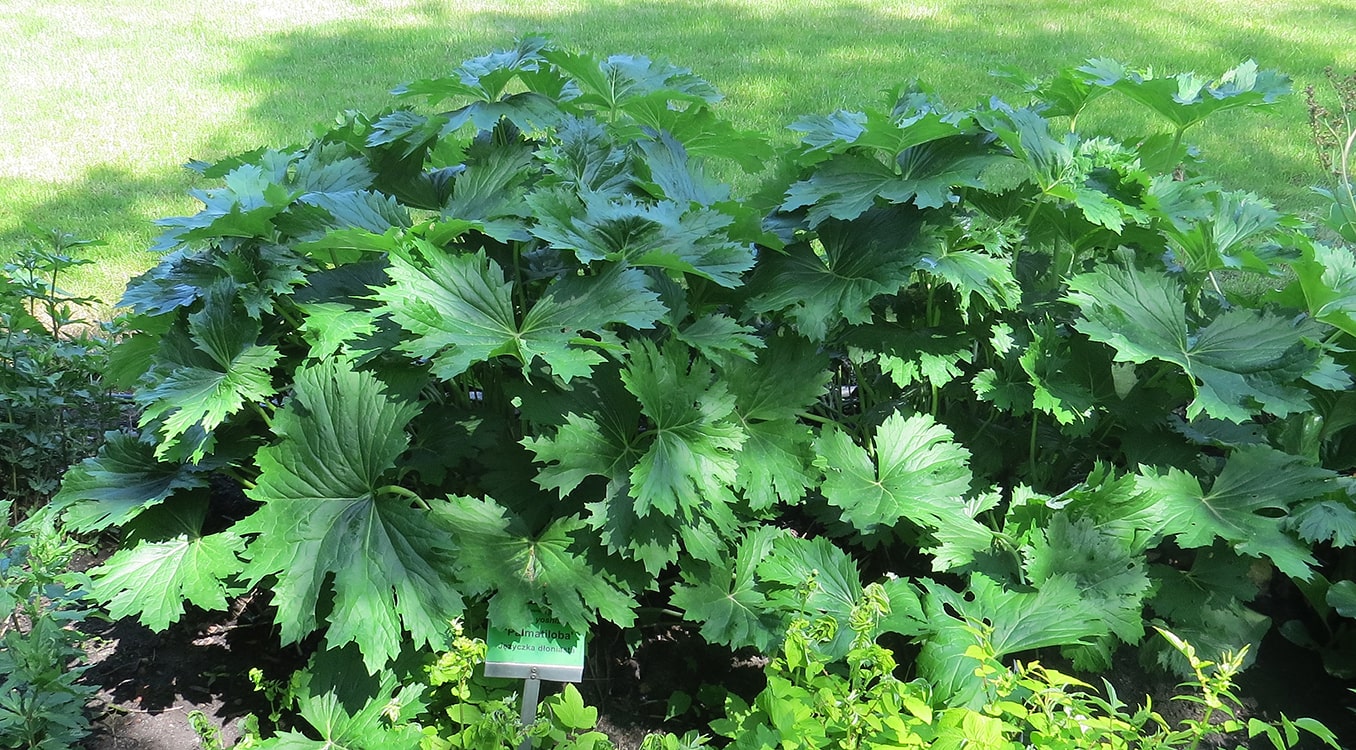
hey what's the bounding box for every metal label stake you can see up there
[517,668,542,750]
[483,608,586,749]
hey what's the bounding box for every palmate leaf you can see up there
[527,191,754,287]
[746,208,924,341]
[1066,262,1322,422]
[918,248,1020,314]
[90,532,245,631]
[791,88,973,158]
[539,115,634,198]
[789,110,867,151]
[783,135,997,225]
[991,63,1112,121]
[674,314,763,363]
[300,190,412,236]
[1078,58,1290,132]
[757,535,867,657]
[670,526,783,652]
[1162,190,1285,276]
[542,49,720,113]
[1289,238,1356,338]
[258,662,425,750]
[849,325,974,390]
[119,248,228,316]
[153,163,296,250]
[395,36,551,103]
[526,409,643,502]
[918,574,1107,706]
[442,138,537,241]
[1136,445,1336,578]
[122,241,309,320]
[1289,494,1356,548]
[1023,514,1151,643]
[1145,551,1271,676]
[622,340,744,517]
[236,361,462,671]
[136,290,281,461]
[814,411,979,558]
[634,129,731,206]
[438,496,636,632]
[525,341,745,569]
[1150,547,1260,623]
[86,494,244,631]
[628,101,774,174]
[297,301,378,361]
[376,244,663,382]
[584,494,728,574]
[55,433,213,532]
[724,335,829,510]
[1018,321,1099,427]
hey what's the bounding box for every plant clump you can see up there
[41,40,1356,746]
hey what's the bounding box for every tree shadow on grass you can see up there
[0,165,200,306]
[4,0,1347,302]
[225,0,1340,208]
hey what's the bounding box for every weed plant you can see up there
[0,229,124,516]
[0,501,95,750]
[1307,68,1356,242]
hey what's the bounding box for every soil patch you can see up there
[79,598,301,749]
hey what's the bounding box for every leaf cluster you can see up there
[0,503,97,750]
[1,230,124,511]
[49,40,1356,736]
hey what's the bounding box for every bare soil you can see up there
[79,598,299,749]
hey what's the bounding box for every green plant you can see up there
[50,39,1356,742]
[229,622,697,749]
[1,229,123,512]
[1306,67,1356,242]
[713,582,1339,749]
[0,502,96,750]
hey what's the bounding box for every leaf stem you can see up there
[512,242,528,316]
[1170,127,1187,170]
[249,402,275,432]
[1028,412,1039,480]
[380,484,430,510]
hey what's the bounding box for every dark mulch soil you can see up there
[79,596,302,749]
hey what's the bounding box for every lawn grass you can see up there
[3,0,1354,306]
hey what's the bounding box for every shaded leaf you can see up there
[440,496,636,632]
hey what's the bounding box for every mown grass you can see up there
[4,0,1354,305]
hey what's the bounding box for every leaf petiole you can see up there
[379,484,430,510]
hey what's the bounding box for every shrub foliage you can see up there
[51,38,1356,721]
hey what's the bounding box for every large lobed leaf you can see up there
[135,289,282,462]
[376,243,663,382]
[917,574,1108,706]
[1066,262,1323,422]
[670,526,783,652]
[1137,445,1336,578]
[84,494,244,631]
[622,339,745,517]
[236,360,461,672]
[814,411,985,565]
[746,208,924,341]
[55,433,213,532]
[90,533,245,632]
[438,496,636,633]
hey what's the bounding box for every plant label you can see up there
[484,608,585,682]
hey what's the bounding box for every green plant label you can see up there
[484,607,585,682]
